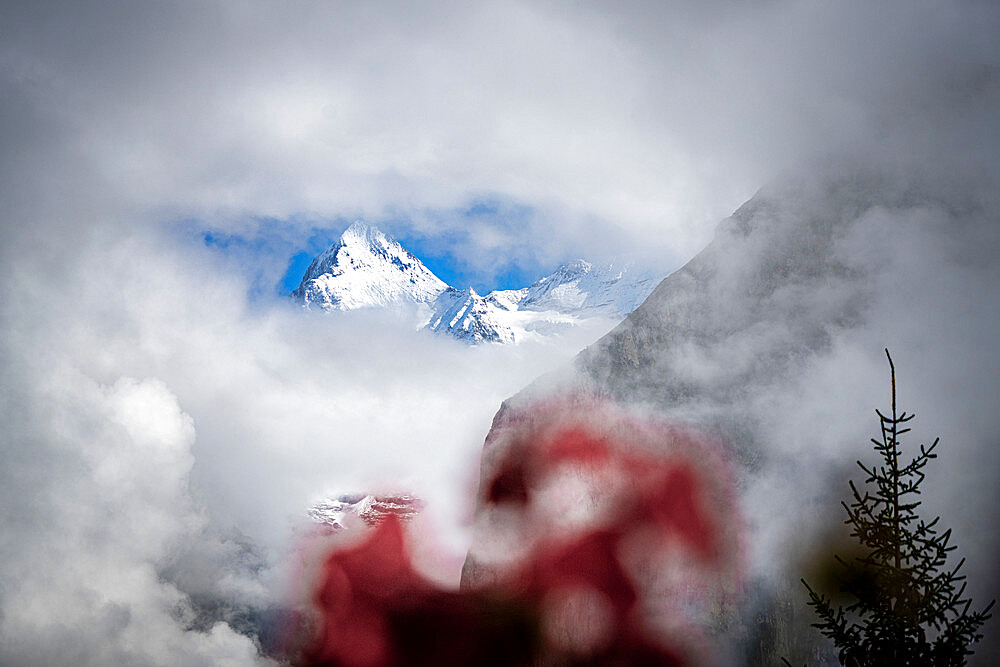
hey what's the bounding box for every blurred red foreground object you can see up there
[289,398,743,666]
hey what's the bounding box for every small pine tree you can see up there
[800,349,993,666]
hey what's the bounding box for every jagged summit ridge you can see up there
[426,287,516,344]
[292,222,666,344]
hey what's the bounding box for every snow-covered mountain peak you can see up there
[292,222,448,311]
[339,220,385,248]
[292,223,667,344]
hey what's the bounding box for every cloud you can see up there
[0,222,601,661]
[0,364,270,664]
[6,1,997,261]
[1,0,999,662]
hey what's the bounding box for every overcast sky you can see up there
[1,1,999,664]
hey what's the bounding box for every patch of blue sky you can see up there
[191,219,345,302]
[281,250,317,294]
[187,198,552,301]
[275,228,343,293]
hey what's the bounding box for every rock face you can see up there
[461,162,1000,663]
[292,222,665,344]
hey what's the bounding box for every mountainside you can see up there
[461,161,1000,663]
[292,222,665,344]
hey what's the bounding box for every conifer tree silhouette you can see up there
[799,349,993,666]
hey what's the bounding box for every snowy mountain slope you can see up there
[422,260,664,344]
[292,221,448,310]
[484,288,528,312]
[519,259,662,316]
[292,222,666,344]
[426,287,517,344]
[424,285,612,345]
